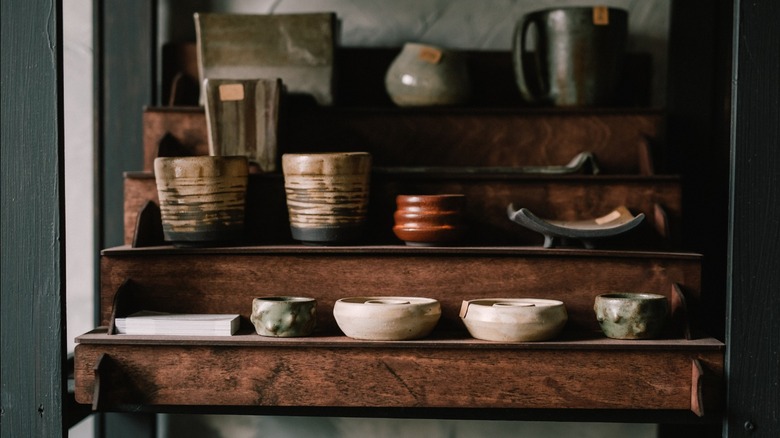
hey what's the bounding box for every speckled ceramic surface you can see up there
[282,152,372,244]
[333,297,441,340]
[594,293,668,340]
[393,194,466,246]
[460,298,568,342]
[154,156,248,246]
[251,296,317,337]
[385,42,470,107]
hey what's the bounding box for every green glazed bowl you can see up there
[594,293,668,340]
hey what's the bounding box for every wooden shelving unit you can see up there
[77,42,727,425]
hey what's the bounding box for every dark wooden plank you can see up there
[122,172,682,248]
[142,107,664,174]
[73,343,721,411]
[77,327,723,351]
[0,0,65,436]
[98,247,702,334]
[727,0,780,436]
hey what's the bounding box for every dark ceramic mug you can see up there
[513,6,628,107]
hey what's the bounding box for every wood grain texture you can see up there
[123,172,681,248]
[74,341,721,411]
[142,107,663,174]
[0,0,65,435]
[98,246,702,334]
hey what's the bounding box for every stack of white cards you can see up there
[115,311,240,336]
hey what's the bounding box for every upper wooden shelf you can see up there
[143,106,663,174]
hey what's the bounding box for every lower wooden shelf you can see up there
[78,245,722,419]
[74,328,722,415]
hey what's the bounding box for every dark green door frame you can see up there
[1,0,66,436]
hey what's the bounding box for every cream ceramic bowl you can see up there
[460,298,568,342]
[333,297,441,340]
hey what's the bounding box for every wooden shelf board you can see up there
[101,244,701,260]
[76,327,723,351]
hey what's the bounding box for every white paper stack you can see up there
[115,311,240,336]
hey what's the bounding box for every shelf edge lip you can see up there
[100,244,703,259]
[123,170,681,182]
[75,329,724,351]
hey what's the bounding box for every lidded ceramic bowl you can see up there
[460,298,568,342]
[594,293,668,340]
[333,297,441,340]
[393,194,467,246]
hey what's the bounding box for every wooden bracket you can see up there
[638,135,656,176]
[653,203,671,242]
[691,359,708,417]
[91,353,112,411]
[670,283,692,340]
[132,200,164,248]
[107,279,141,335]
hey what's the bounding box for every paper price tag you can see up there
[418,46,442,64]
[219,83,245,101]
[593,6,609,26]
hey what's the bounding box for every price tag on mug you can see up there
[593,6,609,25]
[219,83,245,101]
[418,46,442,64]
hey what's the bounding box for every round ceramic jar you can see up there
[385,42,471,107]
[333,296,441,340]
[594,293,668,340]
[460,298,568,342]
[250,296,317,337]
[282,152,372,245]
[153,156,248,246]
[393,194,467,246]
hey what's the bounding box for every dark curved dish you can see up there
[507,204,645,249]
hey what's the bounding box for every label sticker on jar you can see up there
[418,46,442,64]
[593,6,609,25]
[219,83,245,101]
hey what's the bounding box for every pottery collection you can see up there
[594,293,668,339]
[513,6,628,106]
[333,297,441,340]
[154,156,248,246]
[155,12,669,344]
[250,296,317,337]
[385,42,471,107]
[460,298,568,342]
[393,194,467,246]
[282,152,372,245]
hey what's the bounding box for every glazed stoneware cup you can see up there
[385,42,471,107]
[154,156,248,246]
[393,194,467,246]
[333,296,441,341]
[594,293,668,340]
[282,152,372,244]
[460,298,568,342]
[250,296,317,337]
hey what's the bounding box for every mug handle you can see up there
[512,16,547,103]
